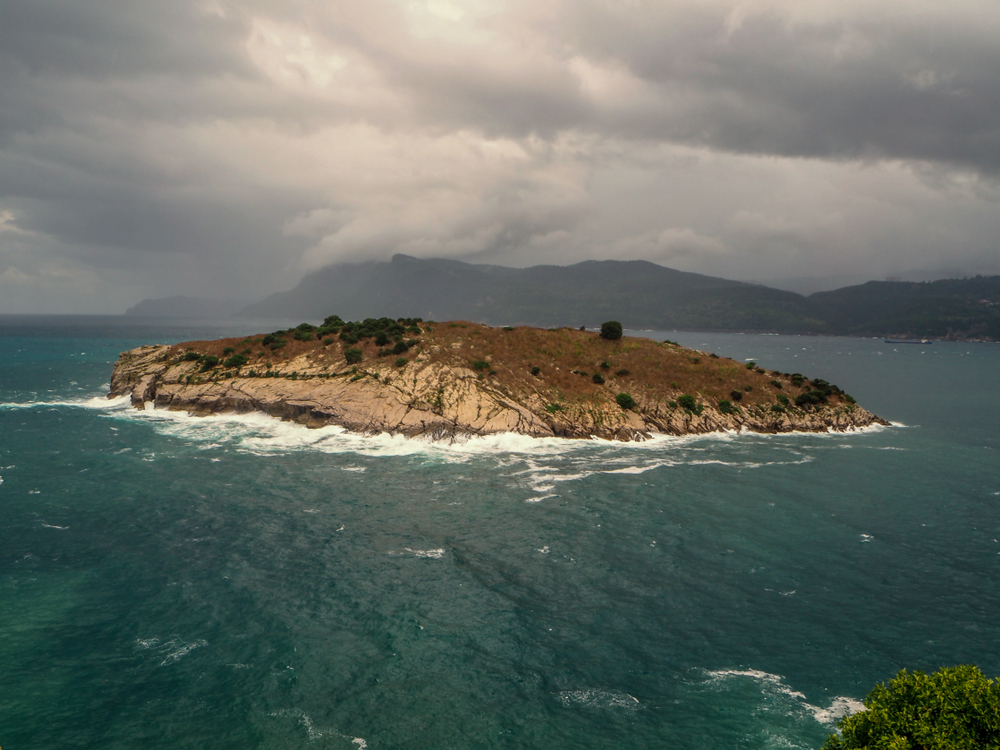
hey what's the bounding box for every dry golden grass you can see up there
[171,321,848,411]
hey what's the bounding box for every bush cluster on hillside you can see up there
[600,321,623,341]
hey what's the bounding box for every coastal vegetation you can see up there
[822,665,1000,749]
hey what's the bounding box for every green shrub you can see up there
[745,361,756,369]
[709,353,719,358]
[615,369,630,377]
[770,379,783,389]
[592,373,605,384]
[344,348,363,364]
[844,394,856,404]
[668,400,678,408]
[677,394,697,411]
[223,353,248,369]
[392,341,409,355]
[690,357,700,364]
[531,366,541,376]
[600,321,623,340]
[293,330,313,341]
[395,357,408,367]
[600,361,610,370]
[223,347,235,355]
[777,394,789,406]
[198,354,219,372]
[183,351,201,361]
[790,372,805,387]
[323,338,333,345]
[822,666,1000,750]
[729,390,743,401]
[616,392,636,410]
[795,390,828,406]
[471,360,489,371]
[718,399,735,414]
[545,403,563,413]
[771,404,786,413]
[374,331,390,346]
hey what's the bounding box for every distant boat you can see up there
[885,338,933,344]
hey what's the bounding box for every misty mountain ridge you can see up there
[125,295,252,319]
[130,255,1000,340]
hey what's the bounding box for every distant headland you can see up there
[109,317,889,441]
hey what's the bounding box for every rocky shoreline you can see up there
[109,322,889,441]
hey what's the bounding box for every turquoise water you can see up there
[1,317,998,749]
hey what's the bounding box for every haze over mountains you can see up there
[128,255,1000,341]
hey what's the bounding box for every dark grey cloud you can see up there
[0,0,998,312]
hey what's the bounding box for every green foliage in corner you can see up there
[718,399,735,414]
[600,321,623,340]
[344,348,363,364]
[822,665,1000,750]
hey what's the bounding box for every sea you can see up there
[1,315,998,750]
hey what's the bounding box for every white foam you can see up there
[702,668,864,726]
[41,523,69,530]
[404,547,445,559]
[526,494,557,503]
[159,638,208,665]
[557,688,640,711]
[134,635,208,665]
[0,394,132,411]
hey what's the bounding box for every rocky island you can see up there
[109,317,889,440]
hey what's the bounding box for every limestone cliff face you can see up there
[109,341,890,441]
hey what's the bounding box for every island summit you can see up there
[109,317,888,440]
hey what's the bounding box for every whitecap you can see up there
[159,638,208,665]
[135,636,208,665]
[526,494,557,503]
[404,547,445,559]
[557,688,640,711]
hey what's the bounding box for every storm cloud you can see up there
[1,0,998,311]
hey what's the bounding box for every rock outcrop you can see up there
[109,323,889,441]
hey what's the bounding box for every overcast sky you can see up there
[2,0,999,312]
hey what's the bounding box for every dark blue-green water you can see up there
[2,317,998,749]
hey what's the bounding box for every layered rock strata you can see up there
[109,331,889,441]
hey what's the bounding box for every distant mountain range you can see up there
[125,295,252,318]
[128,255,1000,340]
